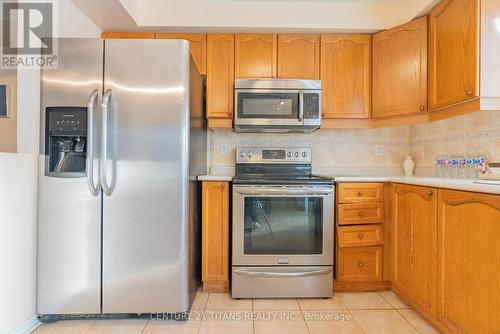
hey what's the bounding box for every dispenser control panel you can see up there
[47,107,87,134]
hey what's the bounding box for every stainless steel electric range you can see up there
[232,147,334,298]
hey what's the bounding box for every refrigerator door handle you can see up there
[101,89,113,196]
[86,89,101,196]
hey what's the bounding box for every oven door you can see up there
[232,184,334,266]
[234,89,304,126]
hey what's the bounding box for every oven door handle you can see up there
[234,188,333,196]
[234,268,332,278]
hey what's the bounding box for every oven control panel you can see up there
[236,147,311,164]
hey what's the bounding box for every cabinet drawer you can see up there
[338,225,384,248]
[338,183,384,203]
[338,202,384,225]
[337,246,383,281]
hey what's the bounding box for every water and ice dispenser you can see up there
[45,107,87,177]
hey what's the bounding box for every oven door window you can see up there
[237,92,299,118]
[243,197,323,254]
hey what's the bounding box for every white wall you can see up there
[0,154,38,334]
[1,1,101,333]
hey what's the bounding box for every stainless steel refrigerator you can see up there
[37,38,206,321]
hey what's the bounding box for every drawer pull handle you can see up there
[466,90,473,96]
[358,211,365,217]
[427,190,433,196]
[358,233,364,239]
[358,261,364,267]
[358,191,364,196]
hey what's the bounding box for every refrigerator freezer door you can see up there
[102,39,191,313]
[37,38,103,315]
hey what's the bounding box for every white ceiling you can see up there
[71,0,440,33]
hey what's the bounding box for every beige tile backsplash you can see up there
[209,110,499,172]
[409,110,500,167]
[209,127,409,169]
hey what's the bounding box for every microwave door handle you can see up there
[86,89,101,196]
[298,90,304,122]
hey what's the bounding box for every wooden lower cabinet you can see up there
[201,181,229,292]
[338,202,384,226]
[437,190,500,334]
[391,184,437,317]
[335,182,389,291]
[389,186,500,333]
[338,182,384,203]
[337,246,383,282]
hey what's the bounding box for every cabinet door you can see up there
[235,34,277,79]
[277,34,320,79]
[429,0,479,110]
[202,182,229,291]
[372,17,428,118]
[391,184,437,316]
[337,246,383,282]
[156,33,207,75]
[321,35,371,119]
[206,34,234,119]
[437,190,500,333]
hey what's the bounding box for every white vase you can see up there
[403,156,415,176]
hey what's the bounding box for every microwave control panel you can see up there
[303,93,320,119]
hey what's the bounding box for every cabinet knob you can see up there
[358,191,364,196]
[420,106,426,111]
[321,112,326,117]
[228,111,233,117]
[427,190,433,196]
[358,233,364,239]
[358,211,365,217]
[466,90,473,96]
[358,261,364,267]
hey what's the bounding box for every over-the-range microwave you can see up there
[234,79,321,133]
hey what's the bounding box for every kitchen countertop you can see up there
[198,174,233,181]
[198,174,500,195]
[333,175,500,195]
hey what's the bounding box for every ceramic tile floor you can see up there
[34,291,440,334]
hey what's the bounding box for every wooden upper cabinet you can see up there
[206,34,234,119]
[391,184,437,316]
[277,34,320,79]
[156,33,207,75]
[437,190,500,333]
[235,34,277,79]
[101,32,155,39]
[372,17,428,119]
[429,0,479,111]
[321,35,371,119]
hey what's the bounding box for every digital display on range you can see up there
[262,150,286,159]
